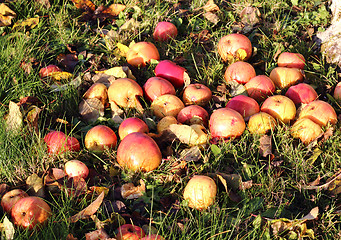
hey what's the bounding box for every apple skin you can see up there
[244,75,276,102]
[155,60,187,89]
[177,105,209,127]
[298,100,337,127]
[269,67,304,89]
[182,83,212,106]
[153,21,178,41]
[285,83,318,105]
[143,77,176,102]
[39,65,62,78]
[151,94,185,118]
[209,108,246,142]
[183,175,217,210]
[333,82,341,103]
[141,235,165,240]
[290,118,323,145]
[118,117,149,140]
[261,95,296,124]
[126,42,160,67]
[248,112,277,135]
[83,83,108,105]
[64,160,89,179]
[224,61,256,84]
[278,52,305,69]
[44,131,80,154]
[218,33,253,62]
[11,196,51,230]
[116,132,162,172]
[84,125,117,153]
[1,189,29,214]
[116,224,146,240]
[226,95,260,121]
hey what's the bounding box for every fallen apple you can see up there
[84,125,117,153]
[118,117,149,140]
[224,61,256,84]
[290,118,323,145]
[39,64,62,78]
[177,105,209,127]
[143,77,176,102]
[1,189,29,214]
[285,83,318,105]
[298,100,337,127]
[333,82,341,103]
[248,112,277,135]
[83,82,108,106]
[226,95,260,121]
[64,160,89,179]
[277,52,305,69]
[126,42,160,67]
[151,94,185,118]
[182,83,212,106]
[153,21,178,41]
[269,67,304,89]
[116,224,146,240]
[217,33,253,62]
[244,75,276,102]
[261,95,296,124]
[44,131,80,154]
[155,60,189,89]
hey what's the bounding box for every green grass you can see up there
[0,0,340,239]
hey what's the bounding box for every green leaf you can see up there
[211,144,221,156]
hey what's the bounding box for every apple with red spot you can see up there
[153,21,178,41]
[64,160,89,179]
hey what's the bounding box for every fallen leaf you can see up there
[96,66,135,80]
[301,169,341,194]
[259,135,273,158]
[79,98,105,123]
[204,12,219,25]
[66,177,88,198]
[6,101,23,135]
[69,191,105,223]
[228,80,248,97]
[50,75,82,92]
[180,146,202,162]
[66,233,78,240]
[56,53,79,72]
[92,73,116,87]
[12,17,39,30]
[44,168,66,194]
[25,105,42,134]
[48,71,74,82]
[121,179,146,199]
[167,124,208,146]
[85,228,110,240]
[203,0,220,12]
[26,173,45,198]
[240,7,260,27]
[297,207,319,221]
[240,180,253,190]
[116,43,130,57]
[110,102,124,124]
[88,186,109,197]
[71,0,96,11]
[0,4,16,27]
[35,0,51,9]
[306,148,322,165]
[102,3,126,17]
[120,18,140,31]
[2,216,15,240]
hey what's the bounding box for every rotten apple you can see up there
[84,125,117,153]
[118,117,149,140]
[217,33,253,62]
[151,94,185,118]
[126,42,160,67]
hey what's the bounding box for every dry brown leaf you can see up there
[216,172,241,191]
[96,66,135,80]
[102,3,126,17]
[85,229,110,240]
[1,216,15,240]
[0,3,16,27]
[26,173,45,198]
[71,0,96,11]
[35,0,51,9]
[167,124,208,146]
[66,233,78,240]
[25,105,42,134]
[79,98,105,123]
[240,7,260,26]
[88,186,109,197]
[121,179,145,199]
[66,177,88,198]
[259,135,273,158]
[203,12,219,25]
[69,191,105,223]
[203,0,220,12]
[301,169,341,194]
[92,73,116,87]
[110,102,124,124]
[44,168,66,194]
[180,146,202,162]
[6,101,23,135]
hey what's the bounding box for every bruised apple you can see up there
[116,132,162,172]
[244,75,275,102]
[153,21,178,41]
[157,116,178,133]
[143,77,176,102]
[248,112,277,135]
[183,175,217,210]
[290,118,322,145]
[126,42,160,67]
[44,131,80,154]
[269,67,304,89]
[177,105,209,127]
[84,125,117,153]
[39,64,62,78]
[261,95,296,124]
[64,160,89,179]
[118,117,149,140]
[116,224,146,240]
[278,52,305,69]
[1,189,29,214]
[298,100,337,127]
[151,94,185,118]
[11,196,51,230]
[218,33,253,62]
[182,83,212,106]
[285,83,318,105]
[83,83,108,105]
[155,60,189,89]
[224,61,256,84]
[226,95,260,121]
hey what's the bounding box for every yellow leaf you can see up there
[26,173,45,198]
[12,17,39,30]
[6,101,23,134]
[48,71,73,81]
[71,0,96,11]
[236,48,248,61]
[0,3,16,27]
[103,3,126,17]
[203,0,220,12]
[116,42,129,56]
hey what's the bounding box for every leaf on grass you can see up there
[50,75,82,92]
[180,146,202,162]
[48,71,74,82]
[66,177,88,198]
[121,179,145,199]
[85,228,110,240]
[88,186,109,197]
[216,173,241,191]
[204,12,219,25]
[120,18,139,31]
[240,7,260,27]
[115,42,130,57]
[203,0,220,12]
[79,98,105,123]
[183,72,191,88]
[102,3,126,17]
[12,17,39,30]
[321,127,334,142]
[259,135,273,158]
[26,173,45,198]
[210,144,221,156]
[69,191,105,223]
[1,216,15,240]
[92,73,116,87]
[110,102,124,124]
[44,168,66,194]
[306,148,322,165]
[56,53,79,72]
[297,207,319,221]
[71,0,96,11]
[6,101,23,135]
[66,233,78,240]
[301,169,341,194]
[167,124,208,146]
[0,4,16,27]
[96,66,135,80]
[228,80,247,97]
[25,105,42,134]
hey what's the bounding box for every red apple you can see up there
[151,94,185,118]
[116,224,146,240]
[64,160,89,179]
[285,83,318,105]
[261,95,296,124]
[118,117,149,140]
[177,105,209,127]
[83,83,108,106]
[333,82,341,103]
[209,108,246,142]
[224,61,256,84]
[269,67,304,89]
[84,125,117,153]
[226,95,260,121]
[290,118,323,145]
[141,234,165,240]
[155,60,189,89]
[153,21,178,41]
[248,112,277,135]
[143,77,176,102]
[126,42,160,67]
[217,33,253,63]
[39,64,62,78]
[182,83,212,106]
[244,75,276,102]
[11,196,51,230]
[116,132,162,172]
[1,189,29,214]
[44,131,80,154]
[67,136,81,152]
[298,100,337,127]
[278,52,305,69]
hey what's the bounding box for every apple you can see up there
[290,118,323,145]
[39,64,62,78]
[177,105,209,127]
[285,83,318,105]
[143,77,176,102]
[155,60,189,89]
[84,125,117,153]
[141,234,165,240]
[64,160,89,179]
[116,132,162,172]
[183,175,217,210]
[298,100,337,127]
[151,94,185,118]
[244,75,276,102]
[44,131,80,154]
[217,33,253,62]
[261,95,296,124]
[157,116,178,133]
[269,67,304,89]
[1,189,29,214]
[182,83,212,106]
[153,21,178,41]
[11,196,51,230]
[248,112,277,135]
[333,82,341,103]
[209,108,246,142]
[277,52,305,69]
[67,136,81,152]
[83,83,108,105]
[118,117,149,140]
[126,42,160,67]
[116,224,145,240]
[224,61,256,84]
[108,78,144,113]
[226,95,260,121]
